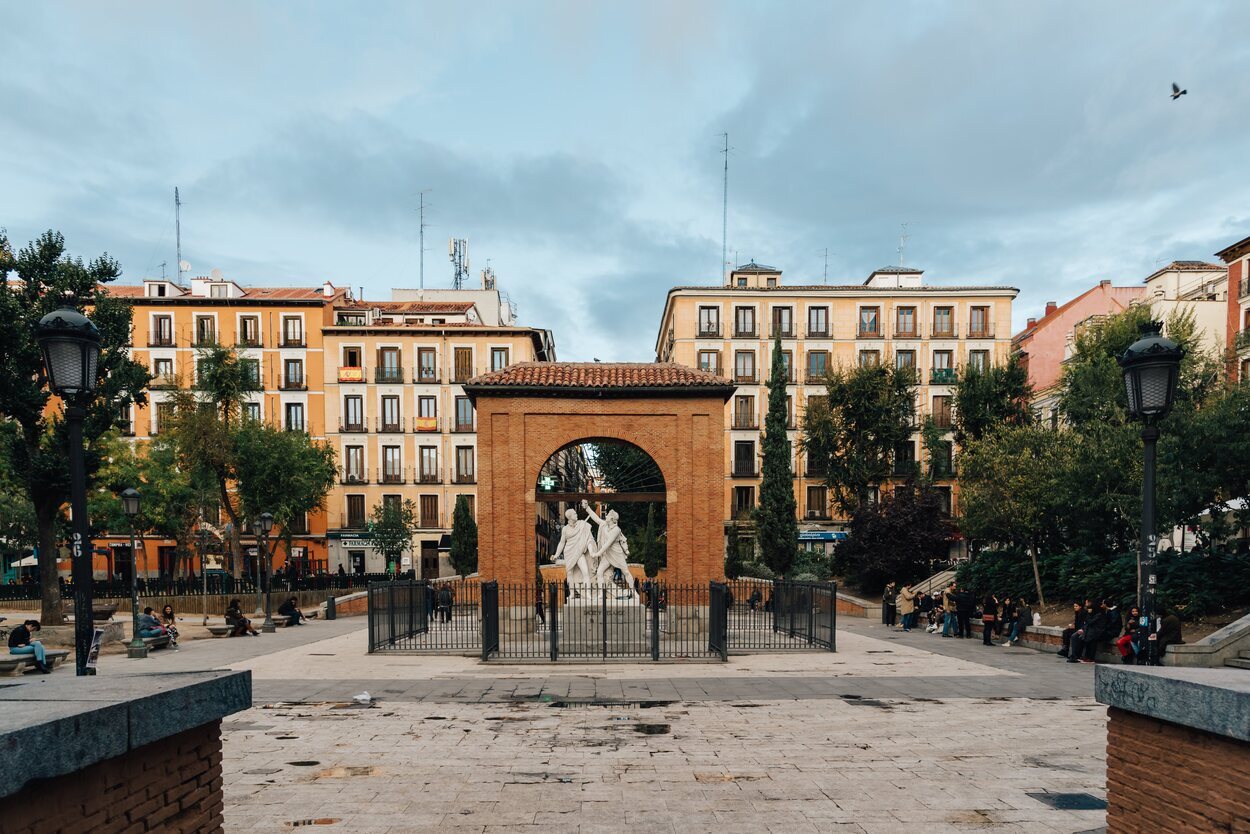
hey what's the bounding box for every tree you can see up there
[0,231,149,622]
[637,504,663,579]
[833,482,950,591]
[169,345,260,575]
[0,424,37,567]
[958,425,1073,606]
[803,362,915,516]
[755,335,798,576]
[366,499,419,574]
[952,355,1032,447]
[233,421,337,574]
[449,495,479,577]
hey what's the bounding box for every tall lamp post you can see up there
[258,512,277,633]
[197,523,211,626]
[121,488,147,660]
[36,303,101,677]
[1118,321,1184,665]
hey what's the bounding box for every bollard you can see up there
[325,594,337,621]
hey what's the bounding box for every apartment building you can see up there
[655,262,1017,560]
[323,293,555,577]
[103,272,348,578]
[1216,234,1250,381]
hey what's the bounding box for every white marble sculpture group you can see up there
[551,500,637,599]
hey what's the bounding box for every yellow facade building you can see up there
[655,262,1017,560]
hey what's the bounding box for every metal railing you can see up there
[732,414,758,430]
[339,467,369,485]
[414,367,441,383]
[930,368,958,384]
[734,371,758,383]
[375,367,404,384]
[697,323,722,337]
[733,326,757,339]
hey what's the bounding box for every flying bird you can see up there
[1171,82,1187,100]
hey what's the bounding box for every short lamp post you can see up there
[36,303,101,677]
[258,512,277,633]
[1118,321,1184,665]
[121,488,147,659]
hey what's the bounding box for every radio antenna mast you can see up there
[418,190,430,290]
[174,187,183,284]
[721,132,730,283]
[449,238,469,290]
[897,223,910,267]
[819,248,829,283]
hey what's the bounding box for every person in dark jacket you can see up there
[1059,601,1090,658]
[277,596,308,626]
[7,619,51,673]
[998,597,1016,638]
[1149,608,1183,665]
[225,598,259,636]
[1004,599,1032,646]
[954,588,975,638]
[1069,600,1113,663]
[882,582,897,627]
[981,594,999,645]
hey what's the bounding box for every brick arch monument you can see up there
[464,362,735,587]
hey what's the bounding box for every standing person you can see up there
[882,582,897,627]
[7,619,51,673]
[955,586,975,638]
[941,583,957,638]
[535,588,546,627]
[159,605,180,649]
[981,594,999,646]
[437,584,453,624]
[749,587,762,612]
[1068,600,1107,664]
[897,585,916,632]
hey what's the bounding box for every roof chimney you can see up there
[1100,279,1111,288]
[1026,317,1037,328]
[1044,301,1057,316]
[322,281,335,298]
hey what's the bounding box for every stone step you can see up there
[1239,649,1250,659]
[1223,657,1250,670]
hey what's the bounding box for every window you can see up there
[806,351,828,382]
[697,350,721,374]
[933,350,953,370]
[786,394,795,428]
[894,441,917,476]
[453,347,473,382]
[346,495,366,529]
[932,440,955,478]
[287,513,308,535]
[733,440,756,476]
[281,316,304,346]
[342,346,361,368]
[490,347,509,372]
[376,347,402,383]
[969,350,990,372]
[858,307,880,337]
[932,395,952,428]
[338,312,366,326]
[417,348,438,382]
[859,350,880,367]
[969,306,990,337]
[380,396,401,432]
[194,316,216,346]
[733,486,756,519]
[419,446,439,482]
[418,396,437,419]
[153,357,175,384]
[382,445,403,483]
[454,396,474,432]
[382,494,401,513]
[806,486,829,519]
[152,315,173,346]
[240,358,260,387]
[210,283,228,298]
[455,446,475,483]
[343,396,363,431]
[932,306,954,337]
[733,395,756,429]
[766,276,778,288]
[283,359,304,389]
[895,350,916,371]
[698,306,720,336]
[119,403,134,436]
[284,403,305,432]
[148,284,166,298]
[736,276,747,288]
[734,306,756,338]
[155,402,174,435]
[895,306,917,337]
[239,316,259,346]
[778,350,793,382]
[418,495,439,528]
[771,306,794,338]
[243,402,260,422]
[344,446,364,482]
[734,351,756,382]
[935,486,953,516]
[807,306,828,337]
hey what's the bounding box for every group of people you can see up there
[224,596,314,636]
[1059,598,1182,665]
[136,604,181,647]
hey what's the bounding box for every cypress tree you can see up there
[755,335,798,576]
[449,495,478,577]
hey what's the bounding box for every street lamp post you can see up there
[1118,321,1184,666]
[197,523,210,626]
[36,303,102,677]
[258,512,276,633]
[121,488,147,659]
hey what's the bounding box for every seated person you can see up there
[137,607,166,639]
[160,604,180,648]
[224,598,259,637]
[277,596,307,626]
[8,619,52,673]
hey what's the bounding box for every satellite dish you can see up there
[179,260,191,273]
[210,268,224,280]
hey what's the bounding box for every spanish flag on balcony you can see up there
[415,417,438,432]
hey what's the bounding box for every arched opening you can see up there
[534,438,667,584]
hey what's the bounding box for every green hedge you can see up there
[954,548,1250,619]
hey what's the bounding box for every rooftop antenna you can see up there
[418,190,430,290]
[449,238,469,290]
[897,222,910,267]
[720,132,731,284]
[819,248,829,284]
[481,258,496,291]
[174,187,184,285]
[159,261,167,281]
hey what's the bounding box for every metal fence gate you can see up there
[367,578,837,660]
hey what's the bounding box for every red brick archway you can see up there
[465,363,734,587]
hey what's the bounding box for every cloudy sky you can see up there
[3,2,1248,360]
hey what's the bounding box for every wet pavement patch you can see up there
[286,820,340,827]
[1026,792,1107,811]
[286,761,320,767]
[634,723,671,735]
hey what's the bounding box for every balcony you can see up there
[452,472,477,485]
[967,323,992,339]
[733,325,757,339]
[857,328,883,340]
[731,505,755,520]
[931,413,953,429]
[147,336,174,348]
[806,327,829,339]
[771,324,795,339]
[452,420,475,433]
[344,514,367,531]
[452,368,474,384]
[280,336,307,348]
[339,467,369,485]
[1235,329,1250,352]
[151,374,178,390]
[418,514,441,529]
[893,460,919,477]
[414,416,439,433]
[805,465,827,479]
[930,368,958,385]
[339,421,366,433]
[193,334,217,348]
[896,367,920,385]
[805,368,828,384]
[734,370,758,384]
[697,323,722,338]
[417,470,442,485]
[377,417,405,434]
[732,463,759,478]
[414,367,441,384]
[379,467,408,485]
[931,324,957,339]
[697,364,723,376]
[894,326,919,339]
[375,367,404,384]
[236,336,263,348]
[338,366,365,383]
[732,414,758,430]
[280,377,307,391]
[804,510,831,521]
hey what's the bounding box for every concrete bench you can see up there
[142,635,170,651]
[61,602,119,622]
[206,625,234,637]
[0,649,70,676]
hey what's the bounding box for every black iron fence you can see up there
[0,572,398,602]
[367,578,837,660]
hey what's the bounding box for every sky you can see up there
[3,2,1249,361]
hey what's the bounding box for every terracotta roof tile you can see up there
[372,301,475,313]
[468,362,731,389]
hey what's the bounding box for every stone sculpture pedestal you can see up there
[561,591,647,654]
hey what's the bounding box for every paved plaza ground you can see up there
[99,617,1108,833]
